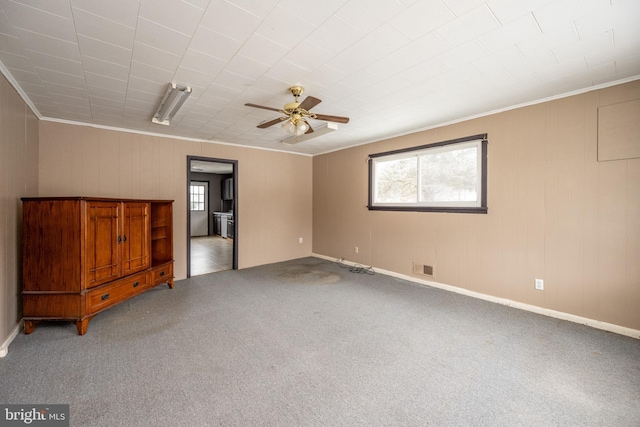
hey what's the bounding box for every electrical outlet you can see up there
[535,279,544,290]
[299,237,303,244]
[354,246,359,253]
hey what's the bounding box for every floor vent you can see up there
[413,262,434,277]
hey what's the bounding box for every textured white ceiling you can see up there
[0,0,638,155]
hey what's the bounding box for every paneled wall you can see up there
[313,80,640,331]
[38,121,314,279]
[0,73,39,353]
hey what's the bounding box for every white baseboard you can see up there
[313,254,640,340]
[0,321,22,358]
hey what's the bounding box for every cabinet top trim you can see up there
[21,196,174,203]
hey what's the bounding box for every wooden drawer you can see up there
[152,262,173,286]
[23,293,83,319]
[87,272,149,314]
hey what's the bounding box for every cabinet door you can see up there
[223,178,233,200]
[121,202,150,276]
[86,201,120,288]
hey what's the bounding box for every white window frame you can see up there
[368,134,488,214]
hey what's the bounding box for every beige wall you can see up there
[313,80,640,332]
[0,73,39,351]
[38,121,314,279]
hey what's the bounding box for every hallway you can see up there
[190,236,233,275]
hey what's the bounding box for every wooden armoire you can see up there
[21,197,174,335]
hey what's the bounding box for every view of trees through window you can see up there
[375,157,417,203]
[369,136,487,213]
[419,145,477,202]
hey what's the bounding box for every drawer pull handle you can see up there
[101,293,110,301]
[160,271,165,276]
[133,281,140,288]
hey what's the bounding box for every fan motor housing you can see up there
[284,102,300,113]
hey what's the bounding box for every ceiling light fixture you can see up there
[282,122,338,145]
[280,113,310,136]
[152,82,192,126]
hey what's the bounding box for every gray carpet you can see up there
[1,257,639,426]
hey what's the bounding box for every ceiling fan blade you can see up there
[313,114,350,124]
[298,96,321,111]
[245,103,282,113]
[257,117,286,128]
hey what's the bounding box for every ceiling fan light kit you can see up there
[281,113,310,136]
[245,86,349,143]
[152,82,192,126]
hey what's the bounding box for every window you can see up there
[368,134,487,213]
[190,184,205,211]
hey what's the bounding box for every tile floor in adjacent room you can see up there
[190,235,233,275]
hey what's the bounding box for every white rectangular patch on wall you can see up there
[598,99,640,161]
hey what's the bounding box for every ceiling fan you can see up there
[245,86,349,136]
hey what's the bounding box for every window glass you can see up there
[418,144,478,203]
[190,184,205,211]
[369,135,487,213]
[375,157,417,203]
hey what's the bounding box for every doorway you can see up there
[187,156,238,277]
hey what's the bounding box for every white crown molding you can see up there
[315,75,640,156]
[0,61,312,157]
[0,62,42,119]
[2,59,639,159]
[39,116,313,157]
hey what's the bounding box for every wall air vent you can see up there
[413,262,434,277]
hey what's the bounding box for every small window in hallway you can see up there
[190,184,205,211]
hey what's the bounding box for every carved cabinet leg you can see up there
[168,279,174,289]
[24,320,37,334]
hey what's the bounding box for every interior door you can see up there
[190,181,208,237]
